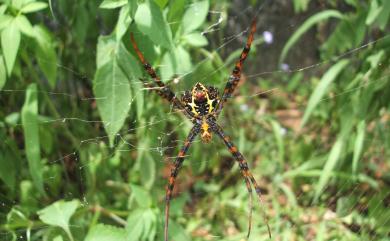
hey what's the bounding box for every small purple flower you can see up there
[262,31,273,44]
[240,104,249,112]
[280,63,290,72]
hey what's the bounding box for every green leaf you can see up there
[134,0,173,48]
[38,199,80,241]
[167,0,186,35]
[0,14,13,31]
[85,224,126,241]
[313,137,344,202]
[1,20,21,76]
[0,55,6,89]
[154,0,168,8]
[352,120,365,175]
[183,32,208,47]
[280,10,344,63]
[99,0,127,9]
[130,184,152,208]
[301,59,349,127]
[182,0,209,34]
[20,1,48,13]
[96,35,117,69]
[33,25,57,88]
[128,0,138,18]
[160,46,192,82]
[94,37,132,147]
[15,15,34,37]
[270,119,285,164]
[366,0,382,25]
[21,83,44,194]
[169,220,191,241]
[0,141,17,190]
[116,4,132,41]
[125,209,156,241]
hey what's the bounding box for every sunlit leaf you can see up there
[20,1,48,13]
[280,10,344,63]
[21,84,44,194]
[15,15,34,37]
[366,0,383,25]
[0,14,13,31]
[99,0,127,9]
[38,200,79,241]
[126,209,156,241]
[85,224,126,241]
[94,37,133,147]
[314,137,344,202]
[183,32,208,47]
[134,0,173,48]
[182,0,209,33]
[301,59,349,127]
[1,20,21,76]
[116,4,132,41]
[130,184,152,208]
[33,25,57,88]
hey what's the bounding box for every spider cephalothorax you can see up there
[181,82,220,143]
[130,17,270,241]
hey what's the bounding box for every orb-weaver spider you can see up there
[131,18,270,241]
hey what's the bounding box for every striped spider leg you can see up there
[164,123,201,241]
[211,121,271,238]
[216,18,257,116]
[130,34,196,120]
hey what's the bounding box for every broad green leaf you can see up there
[15,15,34,37]
[53,236,64,241]
[154,0,168,8]
[128,0,138,18]
[280,10,344,63]
[38,199,80,241]
[0,55,6,89]
[0,5,7,14]
[11,0,24,9]
[21,84,44,194]
[161,46,192,82]
[0,14,13,31]
[182,0,209,34]
[85,224,126,241]
[6,208,29,228]
[169,220,191,241]
[313,137,343,202]
[135,138,155,189]
[96,35,116,69]
[130,184,152,208]
[134,0,173,48]
[99,0,127,9]
[94,39,132,147]
[126,209,156,241]
[33,25,57,88]
[183,32,208,47]
[20,1,48,13]
[377,0,390,30]
[1,20,21,76]
[167,0,186,35]
[366,0,382,25]
[352,120,365,175]
[301,59,349,127]
[116,4,132,41]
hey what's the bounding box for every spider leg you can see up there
[140,79,196,122]
[212,122,271,238]
[217,18,256,116]
[165,124,201,241]
[130,34,197,120]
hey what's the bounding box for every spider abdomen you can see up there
[181,82,220,117]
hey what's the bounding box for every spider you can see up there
[130,18,270,241]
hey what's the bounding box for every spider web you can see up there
[1,1,390,240]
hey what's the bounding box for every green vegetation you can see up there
[1,0,390,240]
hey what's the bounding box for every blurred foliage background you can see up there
[1,0,390,240]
